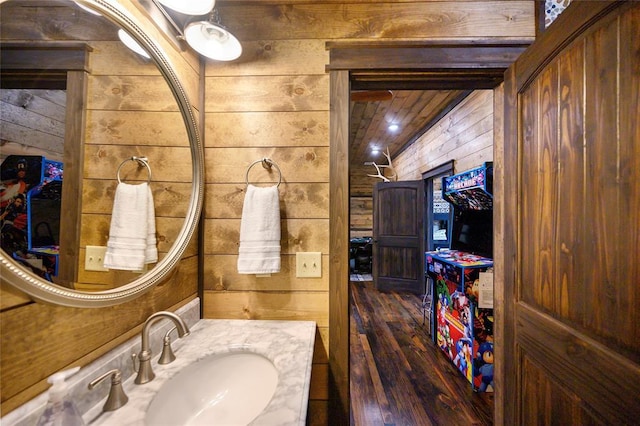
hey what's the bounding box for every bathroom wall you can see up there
[201,2,533,421]
[0,0,200,414]
[394,90,495,179]
[1,0,534,420]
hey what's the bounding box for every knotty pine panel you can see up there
[205,183,329,219]
[204,75,329,113]
[85,110,190,147]
[350,196,373,232]
[1,257,198,413]
[217,2,535,41]
[203,218,330,255]
[87,75,177,112]
[394,90,493,180]
[350,164,379,197]
[0,2,116,41]
[205,147,329,184]
[206,39,328,76]
[0,0,200,416]
[203,254,328,292]
[1,89,65,133]
[89,41,199,104]
[79,216,192,255]
[0,89,66,161]
[203,290,328,326]
[76,236,198,288]
[454,144,493,173]
[83,180,191,218]
[205,111,329,148]
[83,145,192,182]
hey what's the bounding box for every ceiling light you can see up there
[118,29,151,59]
[388,124,399,132]
[184,15,242,61]
[156,0,216,16]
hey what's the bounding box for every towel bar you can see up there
[117,156,152,184]
[245,158,282,188]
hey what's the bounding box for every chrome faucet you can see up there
[133,311,190,384]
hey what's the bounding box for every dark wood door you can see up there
[372,180,424,294]
[500,2,640,424]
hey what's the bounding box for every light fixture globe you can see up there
[184,20,242,61]
[117,29,151,59]
[156,0,215,16]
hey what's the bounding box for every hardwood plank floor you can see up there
[350,279,493,426]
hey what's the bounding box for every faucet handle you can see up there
[88,369,129,412]
[158,326,177,365]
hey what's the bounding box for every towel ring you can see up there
[245,158,282,188]
[117,156,152,184]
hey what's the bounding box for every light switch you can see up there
[85,246,108,272]
[296,252,322,278]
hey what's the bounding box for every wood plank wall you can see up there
[0,0,200,414]
[394,90,494,179]
[202,2,533,422]
[0,0,534,420]
[350,165,378,237]
[0,89,66,163]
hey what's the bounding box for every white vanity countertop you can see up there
[85,319,316,426]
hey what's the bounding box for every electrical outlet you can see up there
[296,252,322,278]
[85,246,108,272]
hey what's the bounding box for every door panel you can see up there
[502,2,640,424]
[373,180,424,293]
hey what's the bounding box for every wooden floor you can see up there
[349,278,493,426]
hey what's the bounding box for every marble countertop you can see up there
[85,319,316,426]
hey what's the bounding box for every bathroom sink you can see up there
[145,352,278,426]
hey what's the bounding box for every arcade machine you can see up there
[425,162,494,392]
[1,155,63,281]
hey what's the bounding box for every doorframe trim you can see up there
[328,42,529,422]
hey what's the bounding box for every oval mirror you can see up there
[0,0,203,307]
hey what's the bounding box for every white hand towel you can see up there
[103,182,157,271]
[145,184,158,264]
[237,184,281,274]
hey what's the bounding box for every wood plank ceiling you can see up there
[349,89,468,168]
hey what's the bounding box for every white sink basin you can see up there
[145,352,279,426]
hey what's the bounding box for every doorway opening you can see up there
[328,42,528,423]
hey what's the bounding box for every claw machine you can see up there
[425,162,494,392]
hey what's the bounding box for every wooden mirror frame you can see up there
[0,0,204,308]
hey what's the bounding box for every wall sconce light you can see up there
[183,9,242,61]
[140,0,242,61]
[117,29,151,59]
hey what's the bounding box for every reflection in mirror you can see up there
[0,0,202,306]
